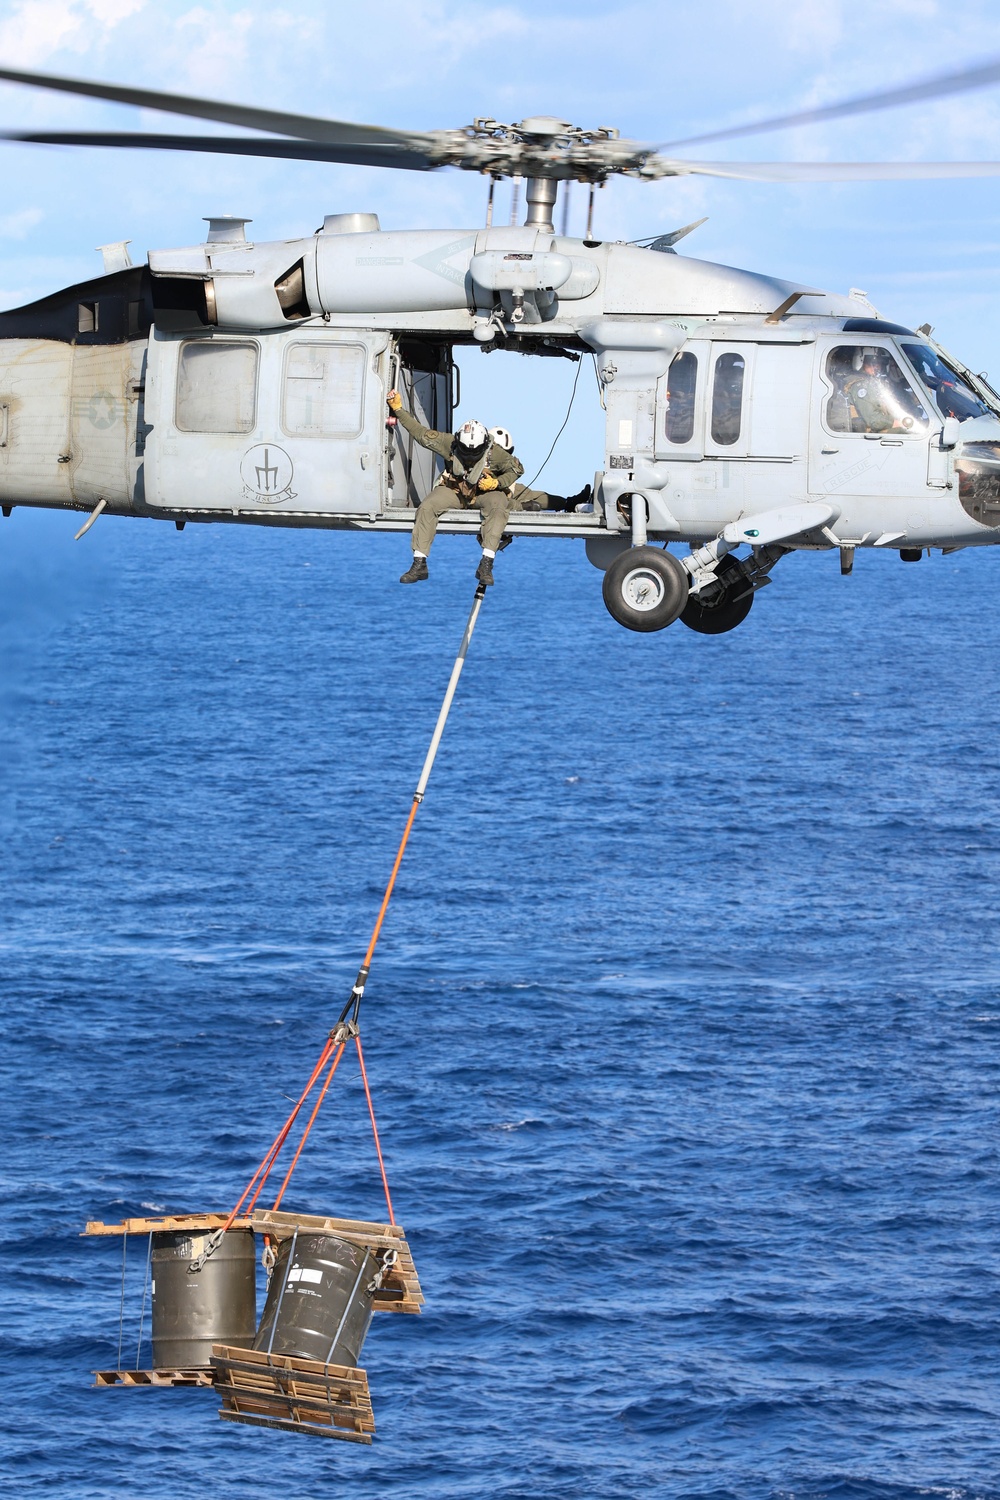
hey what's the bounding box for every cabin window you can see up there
[824,345,928,434]
[710,352,745,445]
[175,341,258,433]
[282,343,366,438]
[78,302,98,334]
[664,351,697,444]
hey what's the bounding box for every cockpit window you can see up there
[665,351,697,444]
[900,343,991,422]
[824,345,928,434]
[711,352,745,445]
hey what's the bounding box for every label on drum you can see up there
[287,1266,323,1285]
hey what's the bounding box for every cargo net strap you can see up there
[210,1023,393,1254]
[207,585,488,1257]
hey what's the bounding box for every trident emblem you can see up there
[255,447,279,492]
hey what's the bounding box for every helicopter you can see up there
[2,61,1000,634]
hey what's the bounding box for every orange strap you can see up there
[219,1036,335,1231]
[356,1035,395,1226]
[271,1042,346,1211]
[362,797,419,972]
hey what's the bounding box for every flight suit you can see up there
[395,407,522,554]
[845,374,896,433]
[510,481,590,510]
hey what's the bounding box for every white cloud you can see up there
[0,1,86,63]
[86,0,143,20]
[0,0,144,65]
[0,206,43,237]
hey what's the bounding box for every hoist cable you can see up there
[521,356,585,492]
[338,581,487,1027]
[214,584,488,1236]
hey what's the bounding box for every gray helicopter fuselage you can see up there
[0,219,998,559]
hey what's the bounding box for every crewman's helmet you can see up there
[454,419,490,460]
[489,426,514,452]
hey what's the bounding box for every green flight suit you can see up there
[395,407,522,555]
[845,375,896,433]
[510,482,584,510]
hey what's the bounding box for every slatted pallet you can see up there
[83,1209,423,1314]
[85,1213,250,1236]
[250,1209,424,1314]
[93,1367,215,1388]
[211,1344,375,1443]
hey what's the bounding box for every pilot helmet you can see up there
[488,426,514,452]
[853,346,881,372]
[454,419,489,458]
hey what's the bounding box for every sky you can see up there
[1,0,1000,490]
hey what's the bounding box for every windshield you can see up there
[900,343,992,422]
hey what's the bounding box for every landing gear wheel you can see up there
[680,554,754,635]
[602,546,689,633]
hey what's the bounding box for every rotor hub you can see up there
[428,118,657,183]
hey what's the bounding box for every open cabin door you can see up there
[386,340,454,510]
[145,327,389,518]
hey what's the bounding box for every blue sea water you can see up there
[1,510,999,1499]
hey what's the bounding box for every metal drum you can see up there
[253,1232,377,1368]
[151,1228,256,1368]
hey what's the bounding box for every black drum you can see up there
[253,1232,377,1368]
[150,1227,256,1368]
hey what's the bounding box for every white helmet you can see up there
[455,419,489,452]
[489,426,514,452]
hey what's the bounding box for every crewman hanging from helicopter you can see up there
[487,427,593,513]
[387,389,521,586]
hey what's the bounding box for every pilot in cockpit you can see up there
[844,349,899,433]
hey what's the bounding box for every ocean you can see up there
[2,510,999,1499]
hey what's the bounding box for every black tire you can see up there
[602,546,689,633]
[679,554,754,635]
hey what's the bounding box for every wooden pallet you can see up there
[211,1344,375,1443]
[83,1209,423,1314]
[250,1209,424,1314]
[84,1213,250,1236]
[93,1367,215,1388]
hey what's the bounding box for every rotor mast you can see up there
[523,177,558,232]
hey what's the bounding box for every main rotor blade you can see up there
[0,65,430,149]
[666,159,1000,181]
[0,129,436,170]
[659,57,1000,150]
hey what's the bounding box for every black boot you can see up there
[476,554,495,586]
[400,556,429,583]
[555,483,592,512]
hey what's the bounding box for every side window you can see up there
[711,352,745,445]
[175,342,258,432]
[282,343,366,438]
[824,345,928,434]
[665,351,698,444]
